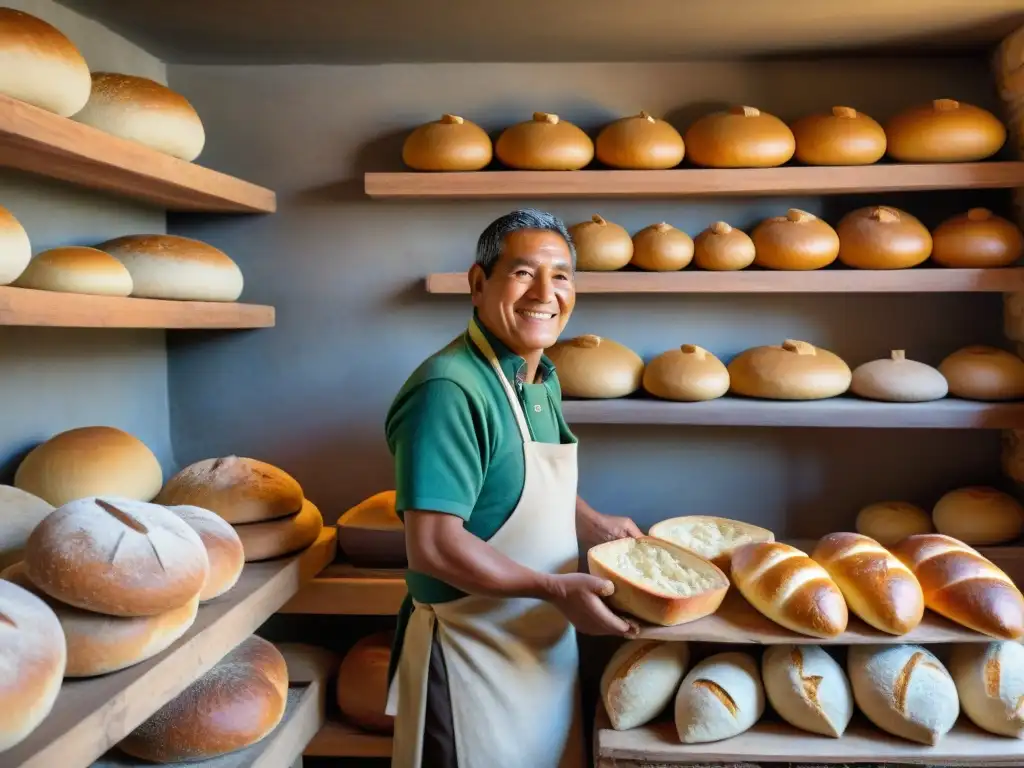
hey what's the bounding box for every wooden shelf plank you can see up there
[279,563,407,615]
[304,720,394,759]
[0,287,275,329]
[366,163,1024,200]
[426,268,1024,294]
[4,528,337,768]
[0,93,276,213]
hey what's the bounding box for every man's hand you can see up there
[547,573,638,637]
[576,499,643,550]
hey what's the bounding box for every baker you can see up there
[384,209,642,768]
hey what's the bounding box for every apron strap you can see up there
[467,319,533,444]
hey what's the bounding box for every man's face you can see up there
[470,229,576,356]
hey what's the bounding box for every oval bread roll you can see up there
[932,208,1024,269]
[789,106,887,166]
[684,106,795,168]
[568,214,633,271]
[600,639,690,730]
[932,486,1024,546]
[674,651,764,744]
[642,345,730,402]
[0,204,31,286]
[848,644,959,745]
[836,206,932,270]
[595,111,685,170]
[728,339,851,401]
[850,350,948,403]
[647,515,774,569]
[949,641,1024,738]
[855,501,934,546]
[401,114,492,172]
[939,345,1024,401]
[13,246,133,296]
[631,222,694,271]
[337,631,396,732]
[546,335,644,399]
[495,112,593,171]
[751,209,840,271]
[762,644,853,737]
[884,99,1006,163]
[166,505,245,600]
[0,485,53,572]
[693,221,755,271]
[235,497,324,562]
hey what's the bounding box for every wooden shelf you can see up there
[0,287,275,329]
[0,93,276,213]
[561,397,1024,429]
[4,528,337,768]
[426,268,1024,294]
[365,163,1024,199]
[304,720,394,759]
[279,563,407,615]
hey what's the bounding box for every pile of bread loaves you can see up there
[400,100,1006,171]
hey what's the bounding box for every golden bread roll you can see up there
[630,222,694,271]
[337,631,395,732]
[730,541,848,638]
[891,533,1024,639]
[336,489,405,566]
[595,111,685,170]
[761,644,854,737]
[642,344,729,402]
[949,641,1024,738]
[600,639,690,731]
[0,8,91,117]
[0,485,53,572]
[13,246,133,296]
[648,515,774,570]
[855,501,934,546]
[235,497,323,562]
[836,206,932,270]
[850,350,948,403]
[885,99,1006,163]
[684,106,795,168]
[166,505,245,600]
[0,203,31,286]
[751,209,840,270]
[938,345,1024,401]
[692,222,755,271]
[932,486,1024,546]
[932,208,1024,268]
[14,425,163,506]
[546,335,644,399]
[401,114,492,171]
[587,536,729,627]
[811,532,924,635]
[789,106,887,165]
[674,652,764,744]
[494,112,593,170]
[727,339,851,400]
[568,215,633,271]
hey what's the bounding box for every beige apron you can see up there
[386,319,586,768]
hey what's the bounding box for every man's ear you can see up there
[468,264,487,307]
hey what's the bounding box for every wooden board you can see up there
[426,268,1024,294]
[0,93,276,213]
[4,528,337,768]
[279,563,407,615]
[0,287,275,329]
[304,720,394,759]
[365,163,1024,199]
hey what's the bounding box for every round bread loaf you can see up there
[156,456,304,524]
[642,344,729,402]
[692,222,755,271]
[97,234,243,302]
[684,106,795,168]
[0,578,66,752]
[762,645,853,737]
[949,641,1024,738]
[401,114,492,171]
[932,486,1024,546]
[0,204,31,286]
[938,345,1024,401]
[674,652,764,744]
[0,8,91,117]
[790,106,887,165]
[836,206,932,270]
[14,425,163,506]
[2,561,198,677]
[545,335,644,399]
[850,350,949,403]
[932,208,1024,268]
[166,505,245,600]
[494,112,593,170]
[885,99,1006,163]
[728,340,852,400]
[568,215,632,271]
[0,485,53,572]
[337,631,395,732]
[235,497,323,562]
[595,111,685,170]
[118,635,288,762]
[751,209,840,270]
[13,246,133,296]
[73,73,205,161]
[25,496,209,616]
[601,639,690,731]
[631,222,693,271]
[855,501,933,546]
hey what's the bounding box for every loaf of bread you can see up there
[730,541,848,638]
[855,501,934,547]
[642,345,730,402]
[847,644,959,745]
[569,215,633,271]
[494,112,593,170]
[949,641,1024,738]
[940,345,1024,401]
[884,99,1006,163]
[836,206,932,270]
[595,111,685,170]
[728,340,852,401]
[337,631,395,732]
[156,456,304,524]
[336,490,406,567]
[932,486,1024,546]
[647,515,774,569]
[118,635,288,761]
[0,203,31,286]
[751,209,840,271]
[545,335,644,399]
[25,496,209,617]
[761,644,853,737]
[692,221,756,271]
[810,532,924,635]
[631,222,694,271]
[0,484,54,572]
[166,505,245,600]
[235,497,323,562]
[674,651,764,743]
[587,537,729,627]
[932,208,1024,269]
[789,106,887,165]
[850,350,949,403]
[684,106,795,168]
[401,114,493,172]
[13,246,133,296]
[892,533,1024,639]
[600,639,690,730]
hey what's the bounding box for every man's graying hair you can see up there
[474,209,576,276]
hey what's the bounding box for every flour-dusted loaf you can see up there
[855,501,934,546]
[932,486,1024,546]
[850,350,949,403]
[949,641,1024,738]
[0,204,31,286]
[118,635,288,761]
[166,505,245,600]
[848,644,959,745]
[235,497,323,562]
[588,536,729,627]
[600,639,690,730]
[648,515,774,569]
[25,496,209,617]
[0,485,53,572]
[674,651,764,743]
[337,631,396,733]
[761,644,854,737]
[13,246,133,296]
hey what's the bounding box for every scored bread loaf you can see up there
[810,532,924,635]
[0,484,54,572]
[891,534,1024,640]
[166,505,245,601]
[730,541,848,638]
[949,641,1024,738]
[600,639,690,730]
[235,497,324,562]
[674,651,764,744]
[761,644,853,737]
[648,515,774,569]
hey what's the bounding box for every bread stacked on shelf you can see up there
[751,209,840,270]
[0,485,54,571]
[336,489,405,566]
[674,651,765,743]
[933,209,1024,268]
[692,221,755,271]
[494,112,594,170]
[630,222,694,271]
[595,111,685,170]
[850,350,949,402]
[939,345,1024,401]
[568,215,633,271]
[0,204,31,286]
[12,246,133,297]
[642,345,730,402]
[855,500,934,545]
[601,639,690,731]
[401,114,493,171]
[545,335,644,399]
[884,99,1007,163]
[336,630,395,734]
[727,339,852,400]
[762,644,853,737]
[836,206,933,270]
[789,106,887,165]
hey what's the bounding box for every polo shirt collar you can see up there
[471,312,556,385]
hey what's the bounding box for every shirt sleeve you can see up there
[385,378,486,522]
